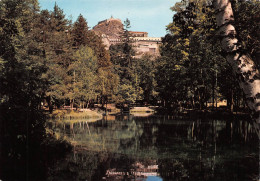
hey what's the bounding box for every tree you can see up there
[213,0,260,135]
[133,54,158,104]
[69,46,99,108]
[109,19,143,104]
[85,30,112,68]
[71,14,89,48]
[71,14,111,68]
[70,14,115,107]
[231,0,260,69]
[116,83,143,104]
[96,67,120,107]
[39,4,73,110]
[121,18,133,66]
[159,0,225,110]
[50,2,69,32]
[0,0,49,179]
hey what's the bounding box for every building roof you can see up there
[129,31,148,34]
[133,37,161,41]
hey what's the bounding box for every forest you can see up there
[0,0,259,180]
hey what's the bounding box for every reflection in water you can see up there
[47,115,259,181]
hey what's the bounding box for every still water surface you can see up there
[48,114,259,181]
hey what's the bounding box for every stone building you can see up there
[132,35,161,58]
[92,17,161,58]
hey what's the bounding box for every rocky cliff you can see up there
[92,18,123,40]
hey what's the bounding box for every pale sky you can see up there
[38,0,179,37]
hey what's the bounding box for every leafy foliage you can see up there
[231,0,260,69]
[156,0,244,110]
[109,19,145,104]
[69,46,98,107]
[0,0,53,179]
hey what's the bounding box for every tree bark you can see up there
[213,0,260,136]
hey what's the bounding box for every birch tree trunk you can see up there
[213,0,260,137]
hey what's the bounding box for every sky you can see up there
[38,0,179,37]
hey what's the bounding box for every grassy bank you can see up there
[48,109,103,120]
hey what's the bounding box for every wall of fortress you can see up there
[93,18,162,58]
[132,37,161,58]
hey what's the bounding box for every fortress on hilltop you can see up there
[92,17,161,58]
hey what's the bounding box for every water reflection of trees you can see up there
[49,115,258,181]
[53,115,143,154]
[47,150,107,181]
[153,117,258,181]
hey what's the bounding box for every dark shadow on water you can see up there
[0,105,72,181]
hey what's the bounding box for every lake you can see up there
[47,114,259,181]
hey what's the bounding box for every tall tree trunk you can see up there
[230,89,234,112]
[212,79,215,109]
[86,100,89,108]
[213,0,260,136]
[198,92,202,110]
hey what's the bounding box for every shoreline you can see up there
[46,106,251,121]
